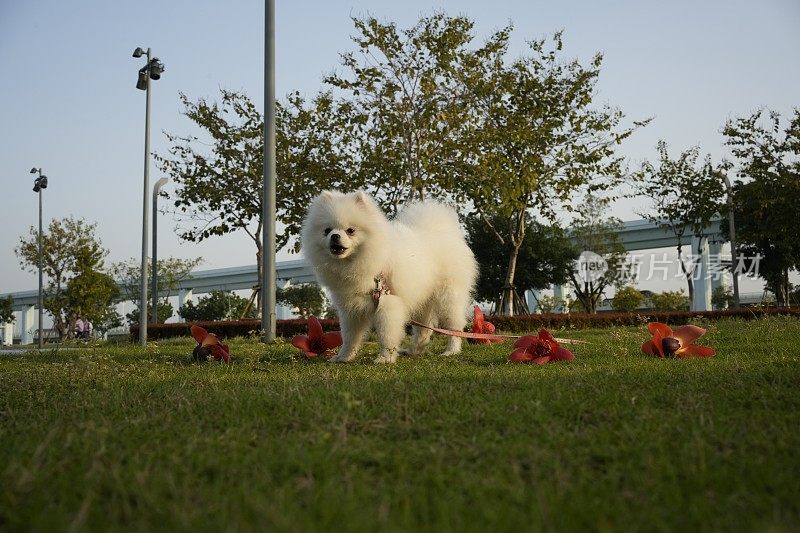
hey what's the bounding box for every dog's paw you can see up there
[330,351,356,363]
[373,350,398,364]
[439,350,461,357]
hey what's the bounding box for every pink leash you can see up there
[408,320,588,345]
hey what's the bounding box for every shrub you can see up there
[649,290,690,311]
[130,318,341,341]
[612,286,644,312]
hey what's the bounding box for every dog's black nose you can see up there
[330,233,341,242]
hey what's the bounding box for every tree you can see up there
[454,31,647,315]
[155,90,354,313]
[465,213,575,309]
[64,250,121,335]
[635,141,726,303]
[0,296,13,325]
[15,217,110,339]
[324,14,497,212]
[112,257,201,324]
[722,109,800,306]
[568,197,632,314]
[178,290,256,322]
[711,286,734,310]
[612,286,644,312]
[276,284,327,318]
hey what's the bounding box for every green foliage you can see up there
[649,290,690,312]
[452,31,647,314]
[635,140,726,300]
[722,108,800,306]
[569,197,632,313]
[65,263,121,335]
[15,217,111,339]
[0,296,13,324]
[325,14,485,210]
[276,284,327,318]
[112,257,201,324]
[465,214,575,304]
[711,286,734,310]
[126,301,174,326]
[178,290,256,322]
[612,286,645,312]
[155,89,354,303]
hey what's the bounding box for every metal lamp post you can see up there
[151,177,169,324]
[261,0,277,342]
[132,47,165,344]
[30,167,48,349]
[724,175,740,308]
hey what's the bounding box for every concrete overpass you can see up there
[1,218,735,344]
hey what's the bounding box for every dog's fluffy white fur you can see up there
[300,190,478,363]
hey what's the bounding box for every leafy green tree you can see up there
[0,296,14,324]
[635,141,726,303]
[454,31,647,315]
[178,290,256,321]
[722,108,800,306]
[465,214,575,309]
[15,217,110,339]
[568,197,632,314]
[126,301,173,326]
[711,286,734,310]
[65,251,121,335]
[324,14,496,211]
[276,284,326,318]
[155,90,354,312]
[649,291,690,312]
[612,286,645,312]
[112,257,201,324]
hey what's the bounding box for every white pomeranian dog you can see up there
[300,190,478,363]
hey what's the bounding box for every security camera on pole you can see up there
[29,167,48,349]
[132,47,165,345]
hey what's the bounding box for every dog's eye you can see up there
[323,228,332,236]
[346,228,355,236]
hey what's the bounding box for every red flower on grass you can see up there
[291,315,343,358]
[190,325,231,363]
[641,322,715,358]
[469,306,503,345]
[509,328,575,364]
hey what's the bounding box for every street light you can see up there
[151,177,168,324]
[723,175,740,308]
[30,167,48,349]
[132,46,165,344]
[262,0,277,342]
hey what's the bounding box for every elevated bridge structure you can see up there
[2,219,737,344]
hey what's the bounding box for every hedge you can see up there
[489,307,800,332]
[131,307,800,341]
[130,318,340,342]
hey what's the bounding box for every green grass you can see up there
[1,317,799,532]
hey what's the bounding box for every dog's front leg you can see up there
[330,312,369,363]
[373,295,408,364]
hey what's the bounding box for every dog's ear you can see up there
[354,190,370,207]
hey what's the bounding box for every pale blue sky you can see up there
[1,0,798,294]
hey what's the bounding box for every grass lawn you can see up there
[1,317,799,531]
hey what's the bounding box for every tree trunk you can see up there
[255,247,263,316]
[500,241,522,316]
[677,243,694,303]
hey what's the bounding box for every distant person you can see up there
[75,317,88,340]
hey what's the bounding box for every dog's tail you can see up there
[395,201,462,237]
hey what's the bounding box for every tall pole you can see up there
[262,0,277,342]
[151,177,168,324]
[37,183,43,349]
[724,175,740,308]
[139,48,152,344]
